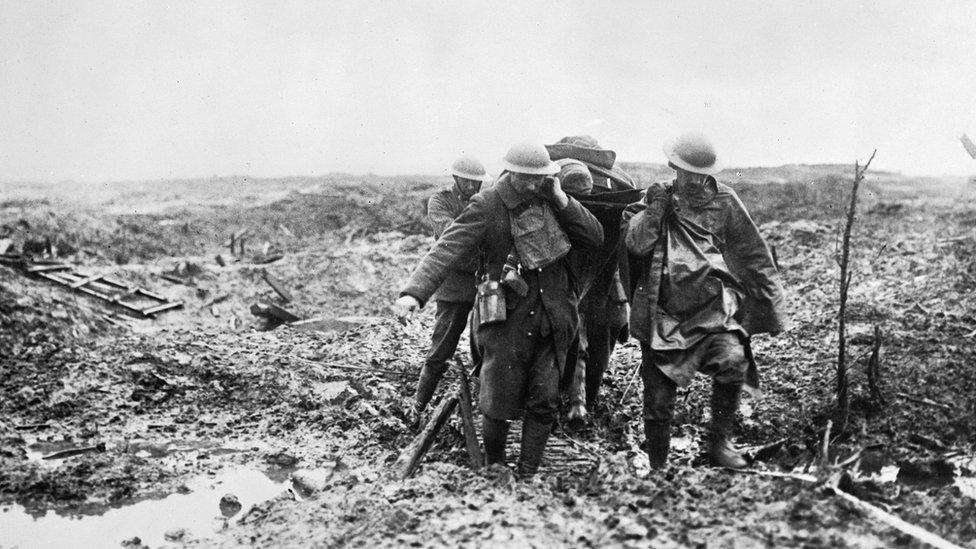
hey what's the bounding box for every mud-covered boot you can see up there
[411,363,447,426]
[708,382,747,469]
[566,356,588,425]
[483,416,510,466]
[644,419,671,469]
[516,417,552,477]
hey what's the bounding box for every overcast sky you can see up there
[2,1,976,182]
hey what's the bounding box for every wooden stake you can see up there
[455,363,483,470]
[261,269,294,302]
[394,395,459,479]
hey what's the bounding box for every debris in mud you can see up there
[250,302,301,328]
[220,493,242,517]
[266,450,299,467]
[897,458,957,489]
[15,261,184,317]
[164,527,188,541]
[42,442,106,460]
[160,261,203,285]
[291,466,345,496]
[289,315,380,334]
[261,269,293,302]
[252,252,284,265]
[120,536,147,549]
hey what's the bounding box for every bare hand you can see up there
[544,176,569,209]
[392,295,420,323]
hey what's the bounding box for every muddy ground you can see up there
[1,166,975,548]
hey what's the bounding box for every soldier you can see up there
[394,142,604,476]
[410,156,489,421]
[621,132,787,469]
[546,136,637,420]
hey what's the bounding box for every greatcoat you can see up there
[401,176,604,418]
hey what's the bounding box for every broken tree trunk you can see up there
[455,363,483,470]
[836,149,876,431]
[828,485,965,549]
[395,395,459,480]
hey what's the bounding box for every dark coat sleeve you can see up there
[622,183,669,258]
[723,191,789,334]
[554,196,604,249]
[401,193,489,306]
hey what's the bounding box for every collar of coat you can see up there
[495,173,540,210]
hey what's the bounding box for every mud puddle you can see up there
[0,467,292,548]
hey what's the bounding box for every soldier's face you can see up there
[675,168,709,189]
[511,172,545,194]
[454,177,482,200]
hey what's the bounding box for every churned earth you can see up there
[1,167,974,548]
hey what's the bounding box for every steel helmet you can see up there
[663,132,722,175]
[502,142,560,176]
[451,155,488,182]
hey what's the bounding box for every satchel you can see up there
[508,201,571,270]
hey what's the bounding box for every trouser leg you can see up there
[584,321,613,409]
[517,340,559,477]
[640,342,677,468]
[482,415,510,466]
[703,333,748,469]
[415,300,472,412]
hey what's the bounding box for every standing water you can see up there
[0,467,290,548]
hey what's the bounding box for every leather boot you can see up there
[516,416,552,477]
[414,363,446,414]
[709,382,747,469]
[644,419,671,469]
[482,416,510,466]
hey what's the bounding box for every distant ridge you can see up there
[617,162,900,186]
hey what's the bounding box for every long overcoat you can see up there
[401,177,604,415]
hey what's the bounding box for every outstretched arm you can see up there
[400,193,489,307]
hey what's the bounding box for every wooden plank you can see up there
[394,395,459,479]
[26,264,72,273]
[97,275,134,290]
[261,270,293,302]
[69,273,103,289]
[455,363,483,470]
[141,301,184,316]
[159,273,191,285]
[110,288,141,302]
[72,285,115,302]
